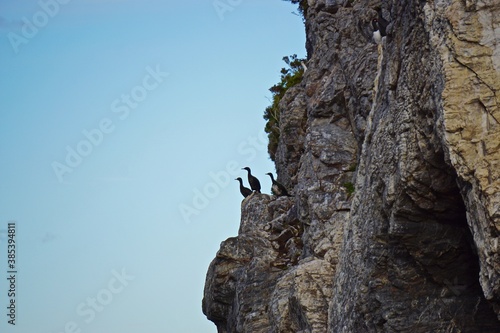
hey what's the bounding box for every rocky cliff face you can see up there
[203,0,500,332]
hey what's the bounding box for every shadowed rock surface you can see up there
[203,0,500,332]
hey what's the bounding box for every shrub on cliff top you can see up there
[264,54,305,161]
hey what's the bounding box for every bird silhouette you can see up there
[242,167,261,193]
[235,178,252,198]
[266,173,291,197]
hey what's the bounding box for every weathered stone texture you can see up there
[203,0,500,332]
[423,0,500,313]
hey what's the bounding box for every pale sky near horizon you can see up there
[0,0,305,332]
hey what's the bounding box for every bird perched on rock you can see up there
[266,173,291,197]
[235,178,252,198]
[242,167,261,193]
[372,15,388,44]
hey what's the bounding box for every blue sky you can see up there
[0,1,305,332]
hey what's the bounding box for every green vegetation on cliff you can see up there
[264,54,305,161]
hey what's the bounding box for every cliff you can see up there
[202,0,500,332]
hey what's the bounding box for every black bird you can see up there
[242,167,261,193]
[266,173,291,197]
[235,178,253,198]
[372,15,388,44]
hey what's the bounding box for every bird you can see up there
[372,15,388,44]
[372,19,382,44]
[266,172,291,197]
[235,178,253,198]
[242,167,261,193]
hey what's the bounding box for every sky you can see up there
[0,1,305,332]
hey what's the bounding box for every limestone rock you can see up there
[203,0,500,331]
